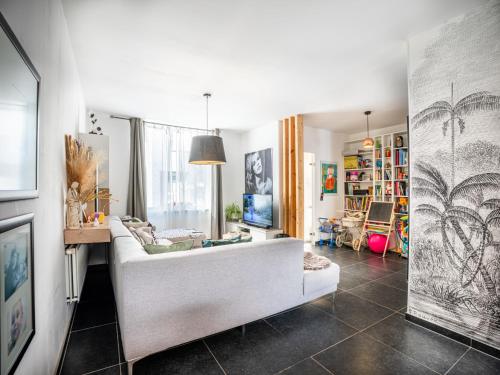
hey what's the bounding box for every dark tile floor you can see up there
[58,246,500,375]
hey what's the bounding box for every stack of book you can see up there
[395,149,408,166]
[395,181,408,196]
[345,196,372,211]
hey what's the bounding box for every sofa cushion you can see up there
[143,239,194,254]
[202,235,252,248]
[304,251,331,270]
[303,262,340,296]
[123,221,150,229]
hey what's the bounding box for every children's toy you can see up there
[368,233,388,253]
[317,217,340,249]
[336,212,364,249]
[355,201,396,256]
[396,215,409,258]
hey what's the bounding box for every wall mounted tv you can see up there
[243,194,273,228]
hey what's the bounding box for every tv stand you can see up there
[225,221,283,241]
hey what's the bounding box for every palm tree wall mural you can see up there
[408,1,500,352]
[412,83,500,187]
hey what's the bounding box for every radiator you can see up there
[65,245,79,303]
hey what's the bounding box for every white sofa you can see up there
[107,217,340,372]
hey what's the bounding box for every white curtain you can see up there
[145,125,212,234]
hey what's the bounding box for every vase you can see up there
[67,201,81,229]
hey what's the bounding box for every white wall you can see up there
[0,0,86,374]
[240,123,282,229]
[303,127,346,226]
[344,122,407,142]
[86,112,130,217]
[220,129,244,214]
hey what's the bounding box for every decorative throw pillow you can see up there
[222,232,240,240]
[128,227,145,245]
[123,221,149,229]
[143,239,194,255]
[156,238,173,246]
[239,234,252,243]
[202,235,252,247]
[135,227,155,245]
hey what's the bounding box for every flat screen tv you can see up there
[243,194,273,228]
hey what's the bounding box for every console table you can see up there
[64,220,111,245]
[225,221,283,241]
[64,219,111,303]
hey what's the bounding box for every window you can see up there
[145,125,212,234]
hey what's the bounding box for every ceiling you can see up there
[62,0,487,133]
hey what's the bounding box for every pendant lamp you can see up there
[189,93,226,165]
[362,110,374,149]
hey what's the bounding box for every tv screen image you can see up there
[243,194,272,228]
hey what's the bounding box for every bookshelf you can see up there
[343,130,409,217]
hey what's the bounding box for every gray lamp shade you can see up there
[189,135,226,165]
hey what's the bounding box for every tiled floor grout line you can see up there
[57,301,78,375]
[361,331,442,375]
[116,322,122,375]
[307,303,361,332]
[310,330,362,359]
[71,321,117,333]
[203,339,227,375]
[81,361,127,375]
[273,359,304,374]
[309,311,400,360]
[262,317,288,335]
[340,287,405,313]
[403,318,473,352]
[444,347,470,375]
[310,356,335,374]
[342,263,399,277]
[264,305,362,374]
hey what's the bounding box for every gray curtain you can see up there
[127,118,148,221]
[211,129,224,239]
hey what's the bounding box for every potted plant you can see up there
[225,203,242,222]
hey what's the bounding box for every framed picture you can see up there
[0,12,40,201]
[245,148,273,195]
[0,214,35,375]
[321,161,338,194]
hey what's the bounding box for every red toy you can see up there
[367,233,388,253]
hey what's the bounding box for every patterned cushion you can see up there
[143,239,194,254]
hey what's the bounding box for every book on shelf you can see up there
[394,181,408,196]
[395,149,408,166]
[344,154,372,169]
[344,196,372,211]
[396,168,408,180]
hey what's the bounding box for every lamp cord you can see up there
[366,114,369,137]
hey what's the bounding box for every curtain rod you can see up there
[110,115,214,133]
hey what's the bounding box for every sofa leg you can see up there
[127,359,138,375]
[241,324,246,336]
[331,292,336,313]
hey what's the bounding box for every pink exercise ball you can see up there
[368,233,387,253]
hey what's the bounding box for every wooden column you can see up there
[280,114,304,239]
[295,115,304,239]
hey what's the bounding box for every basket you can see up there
[341,217,363,228]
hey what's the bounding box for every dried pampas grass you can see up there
[65,135,113,221]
